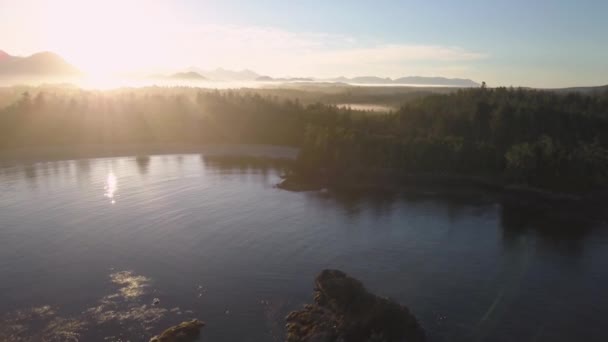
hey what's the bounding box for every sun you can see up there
[40,0,177,76]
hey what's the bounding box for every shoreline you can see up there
[278,172,608,212]
[0,143,299,164]
[2,144,605,215]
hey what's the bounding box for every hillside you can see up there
[0,51,80,78]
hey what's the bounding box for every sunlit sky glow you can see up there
[1,0,607,87]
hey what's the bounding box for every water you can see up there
[0,154,607,342]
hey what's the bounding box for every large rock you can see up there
[286,270,425,342]
[150,319,205,342]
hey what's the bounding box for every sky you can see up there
[0,0,607,87]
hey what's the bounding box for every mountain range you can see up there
[0,49,483,86]
[1,49,547,89]
[185,67,260,81]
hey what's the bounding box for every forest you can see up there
[1,85,607,192]
[293,86,608,192]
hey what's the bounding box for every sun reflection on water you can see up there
[104,172,117,204]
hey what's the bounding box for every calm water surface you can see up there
[0,154,607,342]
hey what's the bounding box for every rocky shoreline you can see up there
[150,270,425,342]
[150,319,205,342]
[286,269,425,342]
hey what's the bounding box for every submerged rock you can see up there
[286,270,425,342]
[150,319,205,342]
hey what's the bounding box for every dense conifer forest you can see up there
[1,85,607,191]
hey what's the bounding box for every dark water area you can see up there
[0,154,607,341]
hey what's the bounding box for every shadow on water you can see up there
[135,155,151,175]
[75,159,91,185]
[20,164,39,190]
[200,155,292,181]
[309,189,400,219]
[0,163,31,186]
[308,186,495,220]
[2,159,95,189]
[499,203,598,257]
[311,186,603,258]
[23,164,37,181]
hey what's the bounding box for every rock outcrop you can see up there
[286,270,425,342]
[150,319,205,342]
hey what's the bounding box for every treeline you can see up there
[1,86,607,191]
[0,87,314,148]
[295,87,608,191]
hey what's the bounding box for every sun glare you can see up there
[41,0,176,76]
[104,171,118,204]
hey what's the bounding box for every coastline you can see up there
[278,171,608,213]
[2,143,605,214]
[0,143,299,164]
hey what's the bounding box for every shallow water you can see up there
[0,154,607,342]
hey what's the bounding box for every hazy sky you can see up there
[1,0,607,87]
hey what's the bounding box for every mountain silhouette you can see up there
[186,67,260,81]
[0,49,480,88]
[0,50,81,78]
[0,50,12,62]
[168,71,207,80]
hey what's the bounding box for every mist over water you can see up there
[1,155,607,341]
[0,75,470,91]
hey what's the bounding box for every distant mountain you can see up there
[0,50,81,78]
[0,51,480,88]
[0,50,12,62]
[327,75,479,87]
[168,71,207,80]
[256,76,274,82]
[186,67,260,81]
